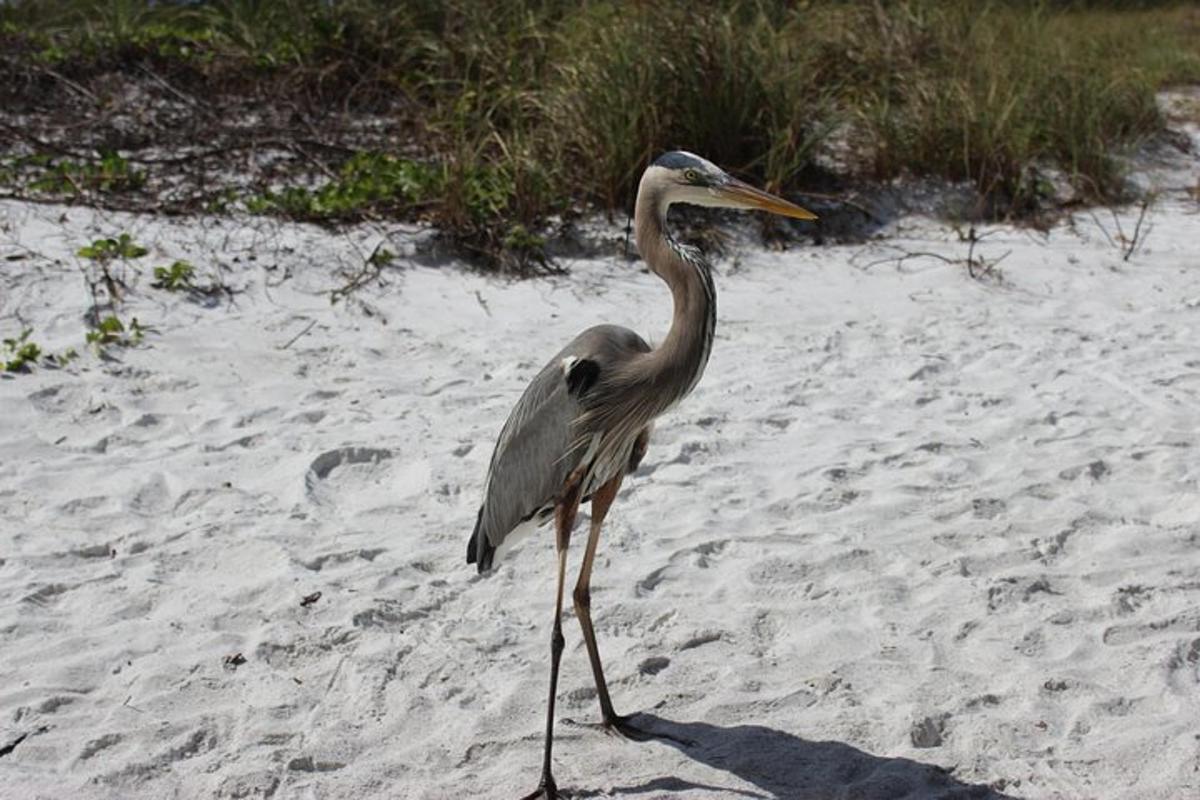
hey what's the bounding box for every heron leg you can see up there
[573,473,623,725]
[522,472,582,800]
[572,473,694,747]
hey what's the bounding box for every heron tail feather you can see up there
[466,506,495,573]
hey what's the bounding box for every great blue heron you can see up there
[467,151,816,799]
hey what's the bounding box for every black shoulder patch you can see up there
[565,358,601,397]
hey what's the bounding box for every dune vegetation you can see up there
[2,0,1199,269]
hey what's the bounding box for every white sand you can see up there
[2,161,1199,798]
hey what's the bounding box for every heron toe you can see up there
[608,713,695,745]
[518,776,558,800]
[567,712,695,747]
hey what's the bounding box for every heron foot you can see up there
[565,712,694,747]
[606,713,695,746]
[518,774,558,800]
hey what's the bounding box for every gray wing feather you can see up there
[469,325,649,570]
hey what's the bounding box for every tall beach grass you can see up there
[3,0,1198,267]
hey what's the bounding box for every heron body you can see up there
[467,323,652,571]
[466,151,816,799]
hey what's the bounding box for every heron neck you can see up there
[633,194,717,404]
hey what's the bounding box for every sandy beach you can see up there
[2,145,1199,798]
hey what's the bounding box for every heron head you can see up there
[645,151,817,221]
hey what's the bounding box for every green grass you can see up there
[3,0,1199,268]
[847,2,1200,209]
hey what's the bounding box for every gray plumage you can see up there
[468,324,650,571]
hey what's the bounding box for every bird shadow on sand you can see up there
[572,713,1019,800]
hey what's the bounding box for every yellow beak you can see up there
[719,178,817,221]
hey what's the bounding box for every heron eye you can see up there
[683,169,700,184]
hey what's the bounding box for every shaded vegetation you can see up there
[243,153,441,220]
[1,152,146,195]
[1,0,1198,270]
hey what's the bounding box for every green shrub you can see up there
[2,329,41,372]
[151,260,195,291]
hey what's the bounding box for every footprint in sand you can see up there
[80,733,122,760]
[636,539,730,596]
[128,473,173,516]
[22,583,72,606]
[27,383,83,415]
[638,656,670,675]
[305,446,399,511]
[101,727,217,783]
[300,547,386,572]
[1167,638,1200,689]
[1102,609,1200,646]
[216,772,280,798]
[678,631,723,651]
[287,755,346,772]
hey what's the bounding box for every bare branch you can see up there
[1123,197,1153,262]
